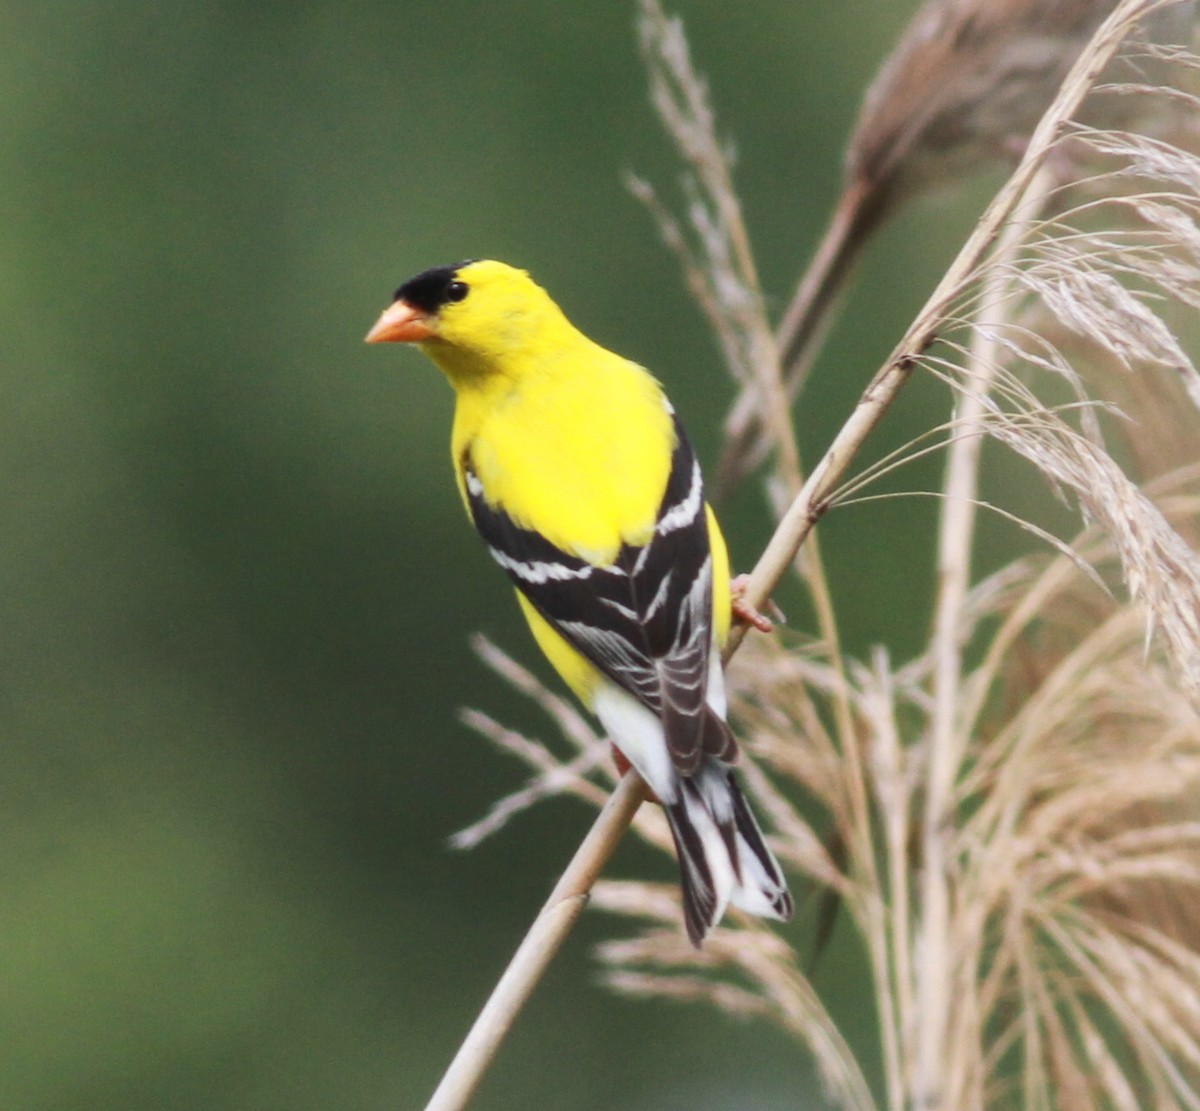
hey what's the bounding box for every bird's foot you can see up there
[610,744,661,804]
[730,573,781,633]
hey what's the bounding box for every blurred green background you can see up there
[0,2,997,1108]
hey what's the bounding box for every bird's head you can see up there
[365,260,572,375]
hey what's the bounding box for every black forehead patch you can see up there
[393,260,479,312]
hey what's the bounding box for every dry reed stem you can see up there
[632,0,866,902]
[424,772,648,1111]
[914,162,1060,1108]
[632,0,801,497]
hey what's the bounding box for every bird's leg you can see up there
[609,744,661,804]
[730,573,781,633]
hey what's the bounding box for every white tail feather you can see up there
[593,681,792,944]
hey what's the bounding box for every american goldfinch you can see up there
[366,259,792,945]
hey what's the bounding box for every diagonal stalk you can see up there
[425,773,648,1111]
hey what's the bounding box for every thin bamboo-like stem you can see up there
[914,161,1057,1111]
[717,176,880,496]
[425,772,648,1111]
[913,10,1173,1103]
[862,653,909,1111]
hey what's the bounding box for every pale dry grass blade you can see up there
[449,726,608,851]
[985,411,1200,699]
[632,0,798,496]
[916,160,1061,1108]
[592,881,877,1111]
[468,633,604,757]
[449,635,612,849]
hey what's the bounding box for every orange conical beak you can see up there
[364,300,436,343]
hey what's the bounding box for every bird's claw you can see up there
[730,573,781,633]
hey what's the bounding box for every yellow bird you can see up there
[366,260,792,944]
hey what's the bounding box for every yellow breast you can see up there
[449,344,675,564]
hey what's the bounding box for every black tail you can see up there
[663,767,792,946]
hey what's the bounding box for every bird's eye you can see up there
[445,280,469,303]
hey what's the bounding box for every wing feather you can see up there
[463,413,726,774]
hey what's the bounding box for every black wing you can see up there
[463,413,735,774]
